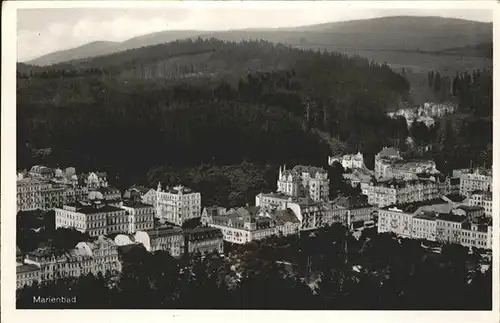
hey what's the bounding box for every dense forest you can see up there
[17,39,411,193]
[17,225,492,310]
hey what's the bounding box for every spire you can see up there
[279,165,282,179]
[157,181,162,192]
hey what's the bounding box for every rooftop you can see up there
[436,213,467,223]
[414,211,437,221]
[456,205,484,212]
[16,264,40,274]
[383,198,447,214]
[377,147,400,158]
[146,226,183,238]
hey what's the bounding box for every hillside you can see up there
[17,39,411,188]
[23,16,492,66]
[26,41,120,66]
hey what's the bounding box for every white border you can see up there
[2,1,498,323]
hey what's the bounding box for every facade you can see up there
[255,193,292,211]
[55,201,129,237]
[88,187,121,202]
[277,165,329,202]
[287,199,348,231]
[184,227,224,255]
[361,179,440,208]
[123,186,157,206]
[335,196,375,229]
[119,201,155,233]
[459,169,492,197]
[134,227,185,257]
[468,190,492,217]
[436,213,466,244]
[328,152,365,170]
[16,263,41,289]
[29,165,55,179]
[411,211,437,241]
[377,206,413,238]
[81,172,109,189]
[155,184,201,226]
[460,218,492,250]
[17,177,89,212]
[452,205,485,219]
[20,236,121,287]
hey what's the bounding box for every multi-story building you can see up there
[134,226,185,257]
[374,147,438,180]
[459,168,492,197]
[155,184,201,226]
[184,227,224,255]
[203,206,300,244]
[361,179,440,208]
[17,177,89,212]
[328,152,365,170]
[88,187,121,203]
[55,201,129,237]
[460,217,492,250]
[334,196,375,229]
[452,205,485,219]
[16,263,41,289]
[123,186,156,205]
[79,172,109,189]
[29,165,55,179]
[277,165,329,202]
[468,190,492,217]
[377,206,413,238]
[119,201,155,233]
[343,168,374,188]
[255,192,292,211]
[286,199,348,231]
[20,236,121,287]
[436,213,466,244]
[411,211,437,241]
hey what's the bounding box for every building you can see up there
[452,205,485,219]
[460,217,492,250]
[334,196,375,229]
[88,187,121,203]
[203,206,300,244]
[277,165,329,202]
[436,213,466,244]
[134,226,185,257]
[21,236,121,286]
[255,192,292,211]
[155,184,201,226]
[184,227,224,255]
[459,169,492,197]
[287,199,348,231]
[123,186,157,205]
[80,172,109,189]
[377,206,413,238]
[361,178,440,208]
[29,165,54,179]
[343,168,374,188]
[55,201,129,237]
[17,177,89,212]
[374,147,438,180]
[328,152,365,170]
[16,263,40,289]
[411,211,437,241]
[119,201,155,233]
[468,190,492,217]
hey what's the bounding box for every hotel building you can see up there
[155,184,201,226]
[134,226,185,257]
[277,165,329,202]
[459,169,492,197]
[184,227,224,255]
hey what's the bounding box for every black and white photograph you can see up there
[2,0,498,319]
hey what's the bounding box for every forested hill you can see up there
[25,16,492,66]
[18,39,410,193]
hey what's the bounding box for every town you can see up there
[16,146,493,291]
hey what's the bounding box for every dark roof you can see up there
[445,194,466,203]
[377,147,400,158]
[122,201,154,209]
[185,227,223,240]
[456,205,484,212]
[292,165,327,176]
[117,243,146,254]
[414,211,437,221]
[146,227,183,238]
[65,202,123,214]
[436,213,467,223]
[16,264,40,274]
[271,209,300,225]
[384,198,446,214]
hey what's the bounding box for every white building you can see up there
[155,184,201,226]
[468,190,492,217]
[277,165,329,202]
[361,179,440,208]
[459,169,492,197]
[328,152,365,170]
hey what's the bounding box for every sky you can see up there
[17,4,493,62]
